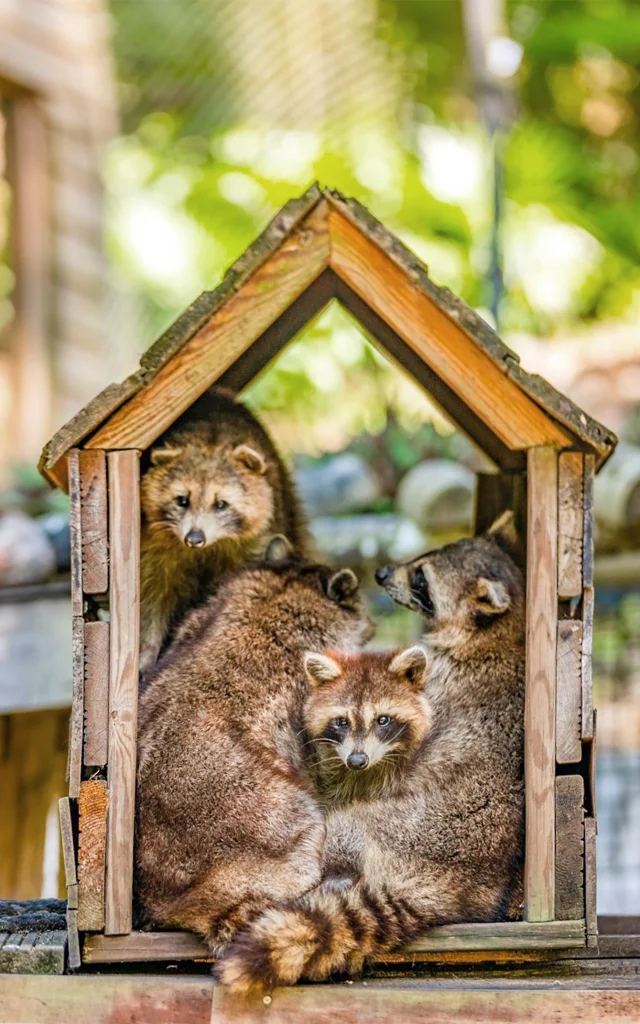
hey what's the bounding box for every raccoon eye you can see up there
[175,495,189,509]
[377,715,392,727]
[214,498,229,511]
[332,717,349,730]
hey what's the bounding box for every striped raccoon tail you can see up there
[215,880,425,996]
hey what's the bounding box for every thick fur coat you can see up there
[217,519,525,993]
[136,544,374,950]
[139,388,306,675]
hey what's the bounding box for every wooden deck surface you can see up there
[1,968,640,1024]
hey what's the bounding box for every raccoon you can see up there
[139,388,306,675]
[135,537,374,952]
[216,514,525,995]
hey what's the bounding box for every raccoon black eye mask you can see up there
[409,568,435,616]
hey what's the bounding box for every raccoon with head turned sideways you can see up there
[135,538,374,952]
[216,514,525,995]
[139,388,307,676]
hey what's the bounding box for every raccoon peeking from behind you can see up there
[139,388,307,676]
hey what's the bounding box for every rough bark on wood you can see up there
[524,447,558,922]
[68,451,83,616]
[68,616,84,799]
[83,621,109,766]
[556,620,583,764]
[555,776,585,921]
[105,451,140,935]
[582,586,595,741]
[79,451,108,594]
[558,452,584,599]
[58,797,76,890]
[77,780,108,933]
[584,818,598,945]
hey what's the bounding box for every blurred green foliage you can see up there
[105,0,640,453]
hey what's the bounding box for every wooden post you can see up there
[524,446,558,922]
[83,621,110,767]
[104,451,140,935]
[557,452,584,600]
[78,780,108,932]
[79,450,109,595]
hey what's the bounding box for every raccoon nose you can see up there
[185,528,206,548]
[375,566,392,585]
[346,752,369,771]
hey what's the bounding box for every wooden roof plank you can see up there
[325,188,616,464]
[39,185,326,488]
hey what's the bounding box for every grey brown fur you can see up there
[217,517,525,994]
[135,542,373,949]
[139,388,307,675]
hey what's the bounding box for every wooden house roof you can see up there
[40,185,617,490]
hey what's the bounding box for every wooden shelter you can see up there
[39,185,616,969]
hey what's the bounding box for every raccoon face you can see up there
[142,442,274,549]
[375,513,523,644]
[303,647,431,772]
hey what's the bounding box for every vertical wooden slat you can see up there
[555,775,584,921]
[105,450,140,936]
[68,451,83,617]
[69,616,85,799]
[83,621,110,766]
[524,446,558,922]
[58,797,77,890]
[582,456,596,741]
[78,780,108,933]
[556,620,583,764]
[79,450,109,594]
[584,817,598,945]
[557,452,584,599]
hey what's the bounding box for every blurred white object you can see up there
[595,443,640,532]
[311,514,425,565]
[296,453,380,517]
[0,512,57,587]
[396,460,475,534]
[486,36,523,79]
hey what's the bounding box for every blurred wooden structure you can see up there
[0,0,118,472]
[0,0,117,903]
[39,186,616,968]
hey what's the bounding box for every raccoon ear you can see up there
[475,577,511,616]
[327,568,359,603]
[264,534,293,565]
[485,510,518,556]
[389,646,429,689]
[304,651,342,687]
[150,446,183,466]
[233,444,266,475]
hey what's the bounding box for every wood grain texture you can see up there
[329,208,573,455]
[68,451,83,616]
[556,620,583,764]
[83,621,109,766]
[582,455,595,589]
[58,797,76,889]
[83,920,585,964]
[68,616,85,799]
[582,586,595,741]
[79,450,108,594]
[555,776,585,921]
[524,446,558,922]
[86,203,330,453]
[66,908,81,970]
[558,452,584,599]
[585,818,598,944]
[77,780,108,932]
[105,451,141,936]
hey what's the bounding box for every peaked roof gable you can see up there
[40,185,616,490]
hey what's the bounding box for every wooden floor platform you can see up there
[1,968,640,1024]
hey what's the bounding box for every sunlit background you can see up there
[1,0,640,913]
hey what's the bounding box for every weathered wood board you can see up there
[104,451,141,935]
[77,780,108,932]
[83,621,109,766]
[79,450,108,594]
[524,446,558,922]
[556,620,583,764]
[555,776,585,921]
[558,452,584,599]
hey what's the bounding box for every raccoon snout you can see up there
[184,528,206,548]
[375,566,392,584]
[346,752,369,771]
